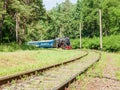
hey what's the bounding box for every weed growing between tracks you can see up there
[0,49,85,77]
[78,51,120,79]
[68,51,120,90]
[113,54,120,80]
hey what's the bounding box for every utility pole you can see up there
[99,9,103,50]
[40,32,43,40]
[79,0,83,49]
[15,13,19,43]
[79,23,82,49]
[59,25,64,38]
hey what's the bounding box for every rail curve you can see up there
[0,50,101,90]
[0,50,88,86]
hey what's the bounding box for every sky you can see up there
[43,0,77,10]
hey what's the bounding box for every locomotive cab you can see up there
[55,37,72,50]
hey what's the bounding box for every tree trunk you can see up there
[79,23,82,49]
[40,32,42,40]
[0,20,2,42]
[99,9,103,50]
[0,0,7,42]
[59,26,64,38]
[15,13,19,43]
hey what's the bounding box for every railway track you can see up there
[0,50,101,90]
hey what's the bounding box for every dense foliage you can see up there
[71,35,120,52]
[0,0,46,44]
[46,0,120,38]
[0,0,120,51]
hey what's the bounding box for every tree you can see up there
[0,0,120,44]
[0,0,46,43]
[46,0,75,39]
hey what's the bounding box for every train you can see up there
[27,37,72,50]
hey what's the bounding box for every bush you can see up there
[71,37,100,49]
[103,35,120,52]
[71,35,120,52]
[0,43,38,52]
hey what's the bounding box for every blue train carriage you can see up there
[27,39,56,48]
[27,37,72,49]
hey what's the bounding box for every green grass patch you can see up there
[86,52,108,77]
[0,43,38,52]
[68,51,120,89]
[0,49,85,77]
[113,53,120,80]
[116,71,120,80]
[77,51,120,80]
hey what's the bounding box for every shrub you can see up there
[0,43,38,52]
[71,35,120,52]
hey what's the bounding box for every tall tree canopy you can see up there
[45,0,120,39]
[0,0,46,43]
[0,0,120,43]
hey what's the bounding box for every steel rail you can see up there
[0,50,88,86]
[53,50,101,90]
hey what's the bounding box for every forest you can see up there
[0,0,120,51]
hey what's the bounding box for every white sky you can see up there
[43,0,77,10]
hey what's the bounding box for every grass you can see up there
[112,53,120,80]
[0,49,85,77]
[68,51,120,89]
[82,51,120,79]
[116,72,120,80]
[0,43,38,52]
[86,52,107,77]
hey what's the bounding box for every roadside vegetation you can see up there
[0,49,85,77]
[71,35,120,52]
